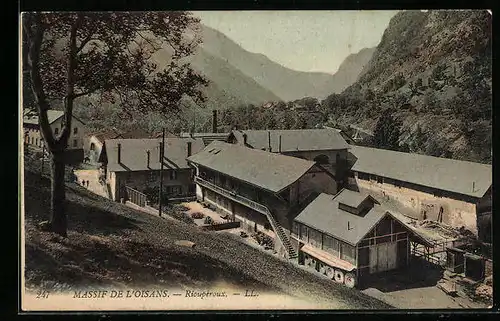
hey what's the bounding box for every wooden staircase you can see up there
[195,176,297,259]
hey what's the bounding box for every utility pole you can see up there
[158,128,165,217]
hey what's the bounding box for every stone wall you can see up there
[353,174,478,235]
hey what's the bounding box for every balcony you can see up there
[194,176,297,259]
[195,176,268,215]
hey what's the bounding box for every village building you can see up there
[347,146,492,242]
[99,137,205,203]
[227,129,351,188]
[84,129,123,165]
[23,109,86,164]
[187,141,338,259]
[322,126,356,144]
[84,128,174,164]
[292,189,432,288]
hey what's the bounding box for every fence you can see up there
[125,186,147,207]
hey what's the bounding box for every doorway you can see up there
[369,242,398,273]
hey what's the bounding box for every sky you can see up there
[193,11,399,74]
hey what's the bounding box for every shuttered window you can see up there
[323,235,340,257]
[300,224,308,241]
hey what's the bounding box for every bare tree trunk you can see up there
[50,151,67,237]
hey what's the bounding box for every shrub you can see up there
[204,216,214,225]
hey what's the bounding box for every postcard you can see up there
[20,10,493,312]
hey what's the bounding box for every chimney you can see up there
[187,141,192,157]
[117,143,121,163]
[243,133,248,145]
[212,110,218,133]
[268,131,272,152]
[279,135,282,153]
[146,150,150,168]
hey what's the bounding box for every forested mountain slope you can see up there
[322,10,492,163]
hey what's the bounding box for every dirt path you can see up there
[73,169,108,198]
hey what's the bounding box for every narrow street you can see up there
[73,169,108,198]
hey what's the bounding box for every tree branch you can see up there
[59,14,81,146]
[23,13,56,150]
[76,25,97,53]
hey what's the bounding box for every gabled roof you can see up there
[104,138,205,172]
[350,146,492,198]
[294,189,432,246]
[338,192,379,209]
[91,129,123,142]
[119,128,151,139]
[187,141,317,193]
[179,132,230,145]
[23,110,86,126]
[92,129,158,143]
[230,129,350,152]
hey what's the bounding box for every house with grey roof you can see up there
[347,145,492,242]
[84,128,173,165]
[99,137,204,203]
[187,141,338,259]
[227,128,352,188]
[23,109,87,164]
[292,189,432,288]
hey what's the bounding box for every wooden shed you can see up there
[291,189,432,288]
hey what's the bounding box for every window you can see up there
[167,185,181,195]
[300,224,309,241]
[340,242,356,265]
[73,139,78,147]
[309,229,322,248]
[73,127,78,134]
[90,143,95,151]
[35,138,39,146]
[323,235,340,257]
[169,171,177,180]
[54,128,59,135]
